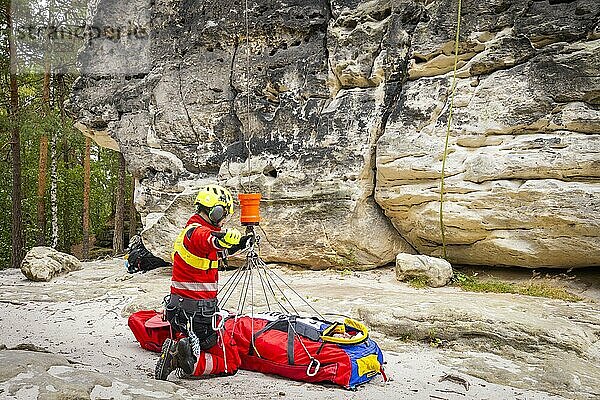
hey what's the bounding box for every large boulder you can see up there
[395,253,453,287]
[20,247,82,282]
[71,0,600,269]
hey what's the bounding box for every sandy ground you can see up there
[0,260,573,400]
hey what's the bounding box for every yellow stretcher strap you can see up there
[172,223,218,270]
[321,318,369,345]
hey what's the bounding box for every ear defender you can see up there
[209,205,226,224]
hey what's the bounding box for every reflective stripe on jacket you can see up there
[171,281,219,292]
[173,223,219,270]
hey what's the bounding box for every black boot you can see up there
[173,337,195,375]
[155,338,176,380]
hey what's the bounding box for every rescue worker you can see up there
[155,184,252,380]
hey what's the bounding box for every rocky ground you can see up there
[0,259,598,399]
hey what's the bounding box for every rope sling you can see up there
[218,223,328,376]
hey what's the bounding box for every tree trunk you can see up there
[37,57,51,246]
[82,137,91,259]
[128,176,137,241]
[50,130,58,248]
[7,1,24,268]
[113,152,126,254]
[36,134,48,245]
[56,73,69,251]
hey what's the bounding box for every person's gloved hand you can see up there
[212,228,242,249]
[239,232,255,248]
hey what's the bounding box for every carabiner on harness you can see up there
[212,310,229,331]
[211,310,230,375]
[306,357,321,377]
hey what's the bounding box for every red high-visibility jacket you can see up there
[170,214,221,300]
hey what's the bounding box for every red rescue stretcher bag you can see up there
[129,310,385,389]
[226,312,385,389]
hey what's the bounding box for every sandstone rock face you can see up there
[375,0,600,268]
[71,0,600,269]
[71,0,417,269]
[20,246,82,282]
[395,253,453,287]
[357,289,600,400]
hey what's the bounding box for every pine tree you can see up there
[37,51,51,246]
[113,152,125,254]
[7,0,24,268]
[36,133,48,245]
[50,124,58,248]
[82,136,90,259]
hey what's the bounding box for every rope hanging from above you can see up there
[439,0,462,260]
[240,0,255,194]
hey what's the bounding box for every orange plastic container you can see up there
[238,193,261,225]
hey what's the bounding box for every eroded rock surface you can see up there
[20,246,82,282]
[358,293,600,399]
[375,1,600,268]
[71,0,600,269]
[0,349,205,399]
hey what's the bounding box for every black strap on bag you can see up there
[249,314,325,366]
[287,316,296,365]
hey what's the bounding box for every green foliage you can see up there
[90,147,121,238]
[0,66,134,266]
[338,268,353,277]
[397,332,413,342]
[451,272,583,302]
[407,275,429,289]
[427,328,442,348]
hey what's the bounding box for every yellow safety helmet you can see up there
[194,184,234,224]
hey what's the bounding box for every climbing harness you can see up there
[439,0,463,259]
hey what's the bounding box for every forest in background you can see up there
[1,0,137,268]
